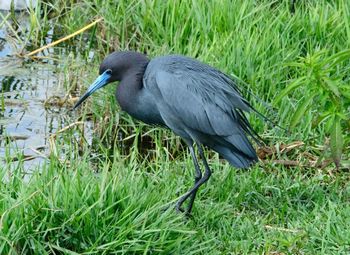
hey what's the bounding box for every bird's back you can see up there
[144,55,260,168]
[147,55,253,110]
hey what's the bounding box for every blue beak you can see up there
[73,70,112,109]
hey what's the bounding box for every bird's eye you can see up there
[106,69,112,75]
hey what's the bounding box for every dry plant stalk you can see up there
[49,121,85,157]
[25,18,103,57]
[264,225,301,234]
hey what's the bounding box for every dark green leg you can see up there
[185,144,202,214]
[176,144,211,214]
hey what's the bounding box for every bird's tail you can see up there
[212,144,258,169]
[235,109,264,146]
[211,134,258,169]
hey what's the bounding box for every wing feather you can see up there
[154,70,238,136]
[143,55,261,156]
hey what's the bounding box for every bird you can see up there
[74,51,262,215]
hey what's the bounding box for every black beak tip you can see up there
[72,101,81,110]
[72,103,79,110]
[72,93,90,110]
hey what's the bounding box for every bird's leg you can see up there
[186,145,212,214]
[185,144,202,214]
[290,0,296,14]
[197,145,212,184]
[176,144,212,215]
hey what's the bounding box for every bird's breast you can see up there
[116,86,165,126]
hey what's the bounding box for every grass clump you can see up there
[2,150,350,253]
[1,155,204,254]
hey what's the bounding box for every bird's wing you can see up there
[145,68,255,138]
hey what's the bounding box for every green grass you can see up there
[1,0,350,253]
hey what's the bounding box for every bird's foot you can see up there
[175,203,193,219]
[162,202,192,218]
[161,203,185,214]
[175,204,185,213]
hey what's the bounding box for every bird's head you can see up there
[73,51,148,109]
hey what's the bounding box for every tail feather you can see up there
[188,128,258,169]
[225,134,257,160]
[212,144,257,169]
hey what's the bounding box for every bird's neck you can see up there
[116,69,145,113]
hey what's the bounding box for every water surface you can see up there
[0,11,91,172]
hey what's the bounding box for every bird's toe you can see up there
[175,204,185,213]
[175,204,193,219]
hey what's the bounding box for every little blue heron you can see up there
[74,51,262,214]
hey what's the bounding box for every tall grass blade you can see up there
[290,93,315,128]
[273,76,306,104]
[330,115,343,168]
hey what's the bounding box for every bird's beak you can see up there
[73,70,112,109]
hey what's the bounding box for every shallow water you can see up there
[0,11,92,172]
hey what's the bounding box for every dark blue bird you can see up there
[74,51,262,214]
